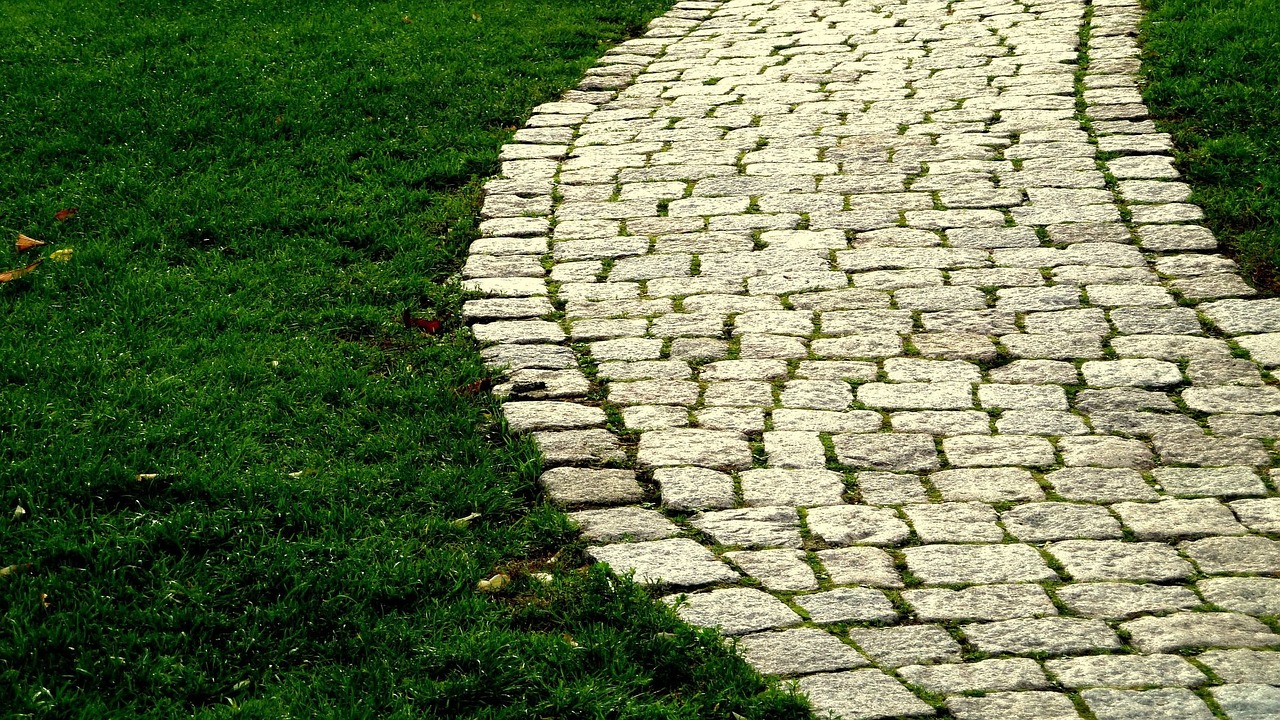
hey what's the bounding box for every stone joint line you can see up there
[464,0,1280,718]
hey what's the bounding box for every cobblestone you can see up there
[467,0,1280,712]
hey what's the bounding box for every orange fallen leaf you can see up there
[0,260,41,283]
[15,234,45,252]
[55,208,78,222]
[402,308,444,334]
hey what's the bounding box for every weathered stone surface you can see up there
[691,506,802,549]
[1154,467,1267,498]
[504,401,605,432]
[723,549,816,592]
[1230,498,1280,533]
[569,506,679,542]
[1046,540,1194,582]
[1001,503,1123,542]
[1121,612,1280,653]
[903,502,1004,544]
[1048,654,1207,689]
[816,546,903,588]
[902,544,1057,585]
[740,468,846,507]
[1198,649,1280,684]
[1211,684,1280,720]
[1057,436,1153,470]
[1199,577,1280,616]
[903,584,1057,622]
[667,588,801,636]
[963,617,1121,656]
[946,692,1081,720]
[637,429,752,469]
[899,658,1049,694]
[655,467,735,511]
[1045,467,1158,502]
[848,625,961,669]
[736,628,869,676]
[944,435,1056,467]
[1081,688,1214,720]
[930,468,1044,503]
[589,538,738,587]
[832,433,940,471]
[806,505,911,547]
[1182,535,1280,574]
[796,587,897,624]
[798,670,936,720]
[1113,499,1246,540]
[540,467,644,506]
[1054,582,1202,619]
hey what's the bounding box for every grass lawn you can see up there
[1141,0,1280,289]
[0,1,808,717]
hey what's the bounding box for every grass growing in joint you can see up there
[1141,0,1280,290]
[0,1,808,717]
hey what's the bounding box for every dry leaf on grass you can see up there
[0,260,42,283]
[16,234,45,252]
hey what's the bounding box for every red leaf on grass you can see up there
[0,260,42,282]
[55,208,78,222]
[16,234,45,252]
[402,308,444,334]
[457,377,494,395]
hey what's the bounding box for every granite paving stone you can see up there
[465,1,1280,712]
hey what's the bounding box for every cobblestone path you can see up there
[462,0,1280,717]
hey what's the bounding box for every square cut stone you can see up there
[902,543,1058,585]
[772,409,881,433]
[833,433,940,472]
[884,358,982,383]
[780,380,853,411]
[1113,499,1246,540]
[534,429,624,465]
[667,588,801,636]
[798,670,935,720]
[1082,359,1182,387]
[741,468,847,507]
[504,401,605,432]
[1121,612,1280,653]
[891,410,991,435]
[963,617,1121,656]
[1001,503,1123,542]
[946,691,1081,720]
[569,507,680,542]
[638,429,753,470]
[1058,436,1153,470]
[1082,688,1214,720]
[904,502,1005,543]
[540,467,644,506]
[943,435,1056,467]
[1154,467,1267,498]
[989,360,1080,385]
[1046,540,1194,582]
[724,549,817,592]
[978,384,1068,410]
[1210,683,1280,720]
[903,584,1057,622]
[931,468,1044,503]
[1230,498,1280,533]
[858,472,930,505]
[857,382,974,409]
[795,587,897,624]
[697,407,766,432]
[656,467,735,511]
[1054,583,1201,619]
[621,405,688,431]
[736,628,869,677]
[764,431,827,470]
[588,538,739,587]
[1181,535,1280,574]
[898,658,1049,694]
[816,546,903,588]
[692,506,802,549]
[1047,654,1207,689]
[848,625,961,669]
[1045,468,1158,502]
[1198,649,1280,684]
[703,380,776,407]
[806,505,911,547]
[1198,577,1280,616]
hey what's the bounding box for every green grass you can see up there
[0,1,809,717]
[1141,0,1280,289]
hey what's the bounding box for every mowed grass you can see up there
[0,1,809,717]
[1141,0,1280,288]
